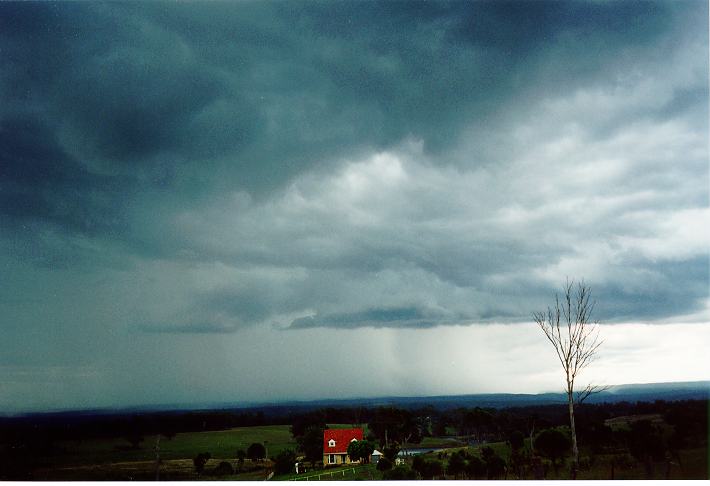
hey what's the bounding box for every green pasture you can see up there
[43,424,296,468]
[326,423,370,436]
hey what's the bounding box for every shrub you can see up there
[212,461,234,476]
[412,457,444,479]
[247,442,266,461]
[508,430,525,452]
[376,457,393,471]
[193,452,211,475]
[383,464,419,480]
[382,446,400,462]
[534,428,571,469]
[274,449,297,475]
[446,451,466,478]
[486,454,507,479]
[465,455,486,479]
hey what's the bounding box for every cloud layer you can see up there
[0,1,707,410]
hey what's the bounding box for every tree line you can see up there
[1,398,706,479]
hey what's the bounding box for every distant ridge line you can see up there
[4,380,708,418]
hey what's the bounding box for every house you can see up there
[322,428,364,465]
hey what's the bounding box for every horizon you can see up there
[1,1,708,413]
[4,376,709,417]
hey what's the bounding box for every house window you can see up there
[328,439,336,447]
[329,454,336,464]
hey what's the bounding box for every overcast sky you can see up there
[1,1,708,413]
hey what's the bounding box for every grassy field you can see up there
[402,440,708,480]
[47,424,295,466]
[28,424,296,480]
[327,423,370,436]
[18,420,709,480]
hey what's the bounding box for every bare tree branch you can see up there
[575,384,612,404]
[532,278,606,470]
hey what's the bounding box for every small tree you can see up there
[446,450,466,478]
[273,449,297,475]
[414,458,443,479]
[347,439,375,463]
[382,446,400,462]
[426,459,444,480]
[193,452,211,475]
[247,442,266,462]
[376,457,393,471]
[626,420,666,479]
[465,455,486,479]
[212,461,234,476]
[507,430,525,453]
[235,449,246,470]
[534,428,571,472]
[533,279,607,472]
[508,430,527,479]
[124,430,144,450]
[382,464,419,480]
[481,447,507,479]
[296,426,324,467]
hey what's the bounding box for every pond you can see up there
[397,447,451,457]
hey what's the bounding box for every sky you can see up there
[1,1,708,413]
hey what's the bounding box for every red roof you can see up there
[323,428,364,454]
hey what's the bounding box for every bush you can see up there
[465,455,486,479]
[534,428,571,468]
[376,457,393,471]
[446,451,466,478]
[382,446,400,462]
[193,452,211,475]
[486,454,507,479]
[508,430,525,452]
[383,464,419,480]
[274,449,297,475]
[235,449,246,470]
[417,458,444,479]
[247,442,266,461]
[212,461,234,476]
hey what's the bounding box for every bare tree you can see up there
[533,279,608,474]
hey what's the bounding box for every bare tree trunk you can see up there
[155,434,161,481]
[529,419,535,454]
[568,391,579,479]
[535,280,604,480]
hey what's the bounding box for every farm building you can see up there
[322,428,364,465]
[370,449,383,464]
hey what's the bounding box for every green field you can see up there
[403,440,708,480]
[28,425,296,480]
[16,420,709,480]
[48,424,295,466]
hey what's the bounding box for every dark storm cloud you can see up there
[289,306,464,330]
[0,0,707,337]
[0,0,685,214]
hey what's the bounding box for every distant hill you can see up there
[6,380,708,418]
[260,380,709,412]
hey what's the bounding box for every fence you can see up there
[289,466,366,481]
